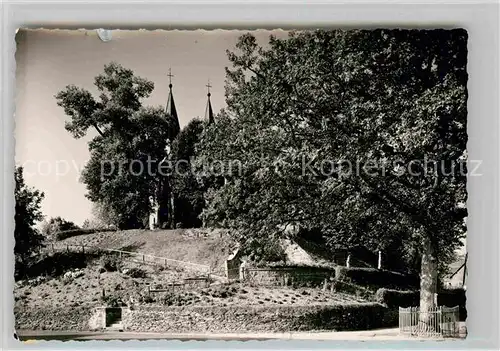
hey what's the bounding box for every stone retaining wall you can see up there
[15,306,93,331]
[123,303,396,332]
[243,266,335,287]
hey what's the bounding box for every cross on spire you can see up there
[206,79,212,96]
[167,68,174,87]
[205,79,214,124]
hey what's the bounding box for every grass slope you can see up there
[58,228,236,272]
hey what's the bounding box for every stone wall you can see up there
[122,303,396,333]
[243,266,335,287]
[15,306,93,331]
[88,307,106,330]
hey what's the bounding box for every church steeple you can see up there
[205,79,214,125]
[165,68,180,139]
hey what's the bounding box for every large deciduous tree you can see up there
[196,30,467,313]
[170,118,206,228]
[56,62,174,229]
[15,166,45,268]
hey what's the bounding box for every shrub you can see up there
[375,288,467,321]
[375,288,420,308]
[54,228,115,241]
[335,266,419,290]
[208,285,236,299]
[99,254,121,272]
[41,217,79,238]
[17,251,93,280]
[125,267,147,278]
[291,303,398,331]
[161,292,184,306]
[101,294,123,307]
[438,288,467,321]
[331,279,373,299]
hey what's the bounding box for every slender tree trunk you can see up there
[419,235,439,331]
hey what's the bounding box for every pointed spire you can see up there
[165,68,180,139]
[205,79,214,125]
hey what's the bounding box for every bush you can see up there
[335,266,419,290]
[438,288,467,321]
[375,288,419,308]
[375,288,467,321]
[291,303,398,331]
[125,267,147,278]
[331,280,373,299]
[54,228,116,241]
[99,254,121,272]
[41,217,79,238]
[161,292,186,306]
[263,261,337,270]
[16,251,95,280]
[102,294,123,307]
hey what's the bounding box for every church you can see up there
[148,71,215,230]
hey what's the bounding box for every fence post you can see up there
[82,245,85,254]
[66,245,69,253]
[164,258,167,268]
[143,255,145,263]
[51,243,54,252]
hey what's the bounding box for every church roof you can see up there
[205,93,214,125]
[205,80,214,125]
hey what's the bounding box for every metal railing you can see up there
[399,306,460,338]
[48,243,211,274]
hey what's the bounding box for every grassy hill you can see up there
[57,228,237,272]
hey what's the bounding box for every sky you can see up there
[15,29,288,226]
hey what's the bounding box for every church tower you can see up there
[149,68,180,230]
[166,69,180,141]
[205,79,214,125]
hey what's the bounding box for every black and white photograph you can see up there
[13,28,468,341]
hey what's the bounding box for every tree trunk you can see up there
[419,236,439,332]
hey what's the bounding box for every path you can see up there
[17,327,465,341]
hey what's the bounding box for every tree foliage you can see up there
[56,62,175,229]
[170,118,206,228]
[196,30,468,310]
[40,216,79,237]
[15,166,45,261]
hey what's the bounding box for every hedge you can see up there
[375,288,467,321]
[55,228,116,241]
[335,266,419,290]
[438,288,467,321]
[294,303,397,331]
[262,261,338,270]
[375,288,420,308]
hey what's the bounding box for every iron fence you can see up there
[48,243,211,274]
[399,306,460,338]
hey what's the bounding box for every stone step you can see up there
[106,319,123,331]
[106,323,123,332]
